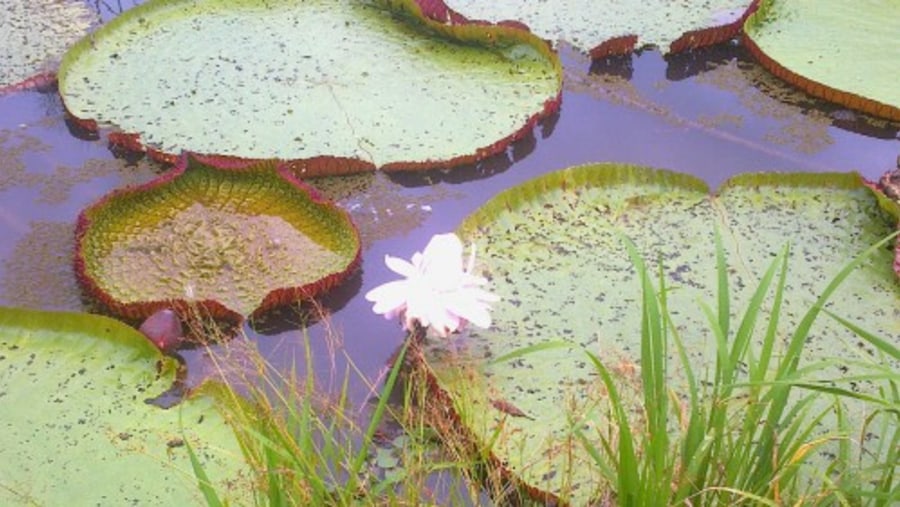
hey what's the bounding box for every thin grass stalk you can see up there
[754,232,899,487]
[823,310,900,361]
[585,350,640,504]
[181,414,226,507]
[695,244,787,498]
[621,238,670,502]
[346,331,415,497]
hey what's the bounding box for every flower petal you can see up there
[443,292,493,329]
[427,305,460,338]
[432,306,462,337]
[384,255,417,278]
[422,233,464,271]
[460,272,489,287]
[469,287,500,303]
[411,251,424,268]
[465,242,477,274]
[366,233,497,338]
[365,280,410,314]
[460,303,492,329]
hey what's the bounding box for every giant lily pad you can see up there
[75,154,361,321]
[0,0,97,92]
[0,306,252,505]
[420,164,900,504]
[433,0,757,57]
[57,0,561,174]
[744,0,900,122]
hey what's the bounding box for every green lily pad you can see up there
[0,0,97,92]
[435,0,755,56]
[421,164,900,504]
[744,0,900,121]
[0,306,252,505]
[75,154,361,321]
[57,0,561,174]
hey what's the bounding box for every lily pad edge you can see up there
[418,0,763,58]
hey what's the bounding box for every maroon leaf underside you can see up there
[0,72,58,95]
[872,169,900,276]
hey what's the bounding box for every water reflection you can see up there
[88,0,144,22]
[64,115,101,141]
[539,108,561,139]
[665,41,739,81]
[249,270,363,336]
[589,53,634,80]
[386,127,544,187]
[387,150,512,187]
[667,44,900,140]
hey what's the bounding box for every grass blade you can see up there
[183,437,226,507]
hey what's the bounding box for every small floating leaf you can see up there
[75,154,361,321]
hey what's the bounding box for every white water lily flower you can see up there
[365,233,499,337]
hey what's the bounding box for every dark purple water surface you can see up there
[1,3,898,416]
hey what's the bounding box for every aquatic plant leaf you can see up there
[421,164,900,504]
[0,307,252,505]
[744,0,900,121]
[75,154,361,321]
[0,0,96,92]
[437,0,756,57]
[57,0,561,174]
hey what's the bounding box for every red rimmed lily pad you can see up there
[743,0,900,122]
[57,0,561,175]
[427,0,758,57]
[0,0,97,93]
[75,153,361,322]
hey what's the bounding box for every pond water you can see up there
[1,1,898,429]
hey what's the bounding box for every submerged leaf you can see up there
[58,0,561,174]
[139,308,184,352]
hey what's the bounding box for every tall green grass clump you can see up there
[183,310,490,507]
[580,232,899,506]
